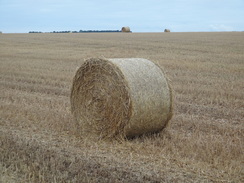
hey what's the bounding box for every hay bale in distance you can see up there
[121,27,131,32]
[164,29,170,32]
[71,58,173,138]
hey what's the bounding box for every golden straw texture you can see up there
[71,58,172,138]
[121,27,131,32]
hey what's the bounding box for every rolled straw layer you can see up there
[71,58,172,138]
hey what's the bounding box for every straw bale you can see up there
[121,27,131,32]
[164,29,170,32]
[71,58,173,138]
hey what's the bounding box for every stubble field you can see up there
[0,32,243,182]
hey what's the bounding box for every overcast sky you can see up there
[0,0,243,33]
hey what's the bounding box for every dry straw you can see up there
[121,27,131,32]
[71,58,173,139]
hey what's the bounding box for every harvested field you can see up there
[0,32,243,182]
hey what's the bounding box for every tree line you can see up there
[29,30,121,33]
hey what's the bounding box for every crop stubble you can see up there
[0,32,243,182]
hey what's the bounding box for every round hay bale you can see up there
[71,58,173,139]
[121,26,131,32]
[164,29,170,32]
